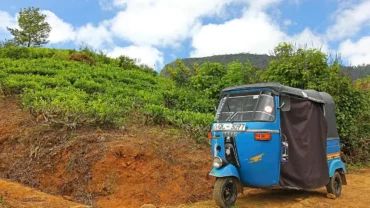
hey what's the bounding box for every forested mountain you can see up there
[342,64,370,80]
[162,53,370,80]
[161,53,274,76]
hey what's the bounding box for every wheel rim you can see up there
[334,176,342,195]
[222,179,237,204]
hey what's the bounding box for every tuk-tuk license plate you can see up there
[212,123,245,131]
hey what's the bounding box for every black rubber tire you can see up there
[326,171,342,197]
[213,177,238,208]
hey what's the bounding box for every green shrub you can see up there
[53,50,71,61]
[74,78,104,93]
[142,104,213,142]
[260,43,370,164]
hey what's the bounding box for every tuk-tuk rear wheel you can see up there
[213,177,238,208]
[326,171,342,197]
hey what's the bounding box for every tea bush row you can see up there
[0,49,213,142]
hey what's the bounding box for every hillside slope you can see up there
[0,96,213,208]
[0,47,214,142]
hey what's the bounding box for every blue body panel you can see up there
[326,138,346,176]
[327,139,340,154]
[328,158,346,177]
[235,128,281,187]
[209,165,240,178]
[211,93,281,187]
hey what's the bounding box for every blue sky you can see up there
[1,0,370,71]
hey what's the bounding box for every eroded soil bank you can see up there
[0,96,214,208]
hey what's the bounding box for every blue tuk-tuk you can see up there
[209,82,346,207]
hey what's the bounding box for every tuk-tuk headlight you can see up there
[212,157,223,169]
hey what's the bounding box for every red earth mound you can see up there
[0,96,214,208]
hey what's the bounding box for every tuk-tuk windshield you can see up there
[215,91,275,122]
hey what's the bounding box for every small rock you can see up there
[326,193,336,199]
[140,204,156,208]
[62,195,73,201]
[121,162,127,168]
[295,197,303,202]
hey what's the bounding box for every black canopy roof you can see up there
[221,82,325,103]
[221,82,340,138]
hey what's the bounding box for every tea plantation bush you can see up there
[0,46,213,141]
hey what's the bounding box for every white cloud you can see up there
[326,0,370,40]
[0,11,17,31]
[339,36,370,65]
[190,11,286,57]
[190,0,329,58]
[109,0,237,47]
[107,45,164,68]
[41,10,76,43]
[75,21,113,48]
[41,10,113,48]
[288,28,329,53]
[0,11,17,40]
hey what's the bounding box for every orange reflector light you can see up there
[207,132,212,139]
[255,133,271,141]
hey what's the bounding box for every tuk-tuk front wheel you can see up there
[213,177,238,208]
[326,171,342,197]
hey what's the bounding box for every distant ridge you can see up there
[161,53,274,76]
[161,53,370,80]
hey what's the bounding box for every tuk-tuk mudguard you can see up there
[209,164,240,179]
[328,158,346,177]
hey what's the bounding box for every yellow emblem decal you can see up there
[249,153,264,163]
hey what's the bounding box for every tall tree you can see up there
[7,7,51,47]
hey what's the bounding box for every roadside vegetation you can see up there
[166,42,370,164]
[1,43,369,164]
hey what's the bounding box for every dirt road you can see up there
[182,169,370,208]
[1,169,370,208]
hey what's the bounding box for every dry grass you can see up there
[0,195,8,208]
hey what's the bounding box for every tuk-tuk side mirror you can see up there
[279,95,291,112]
